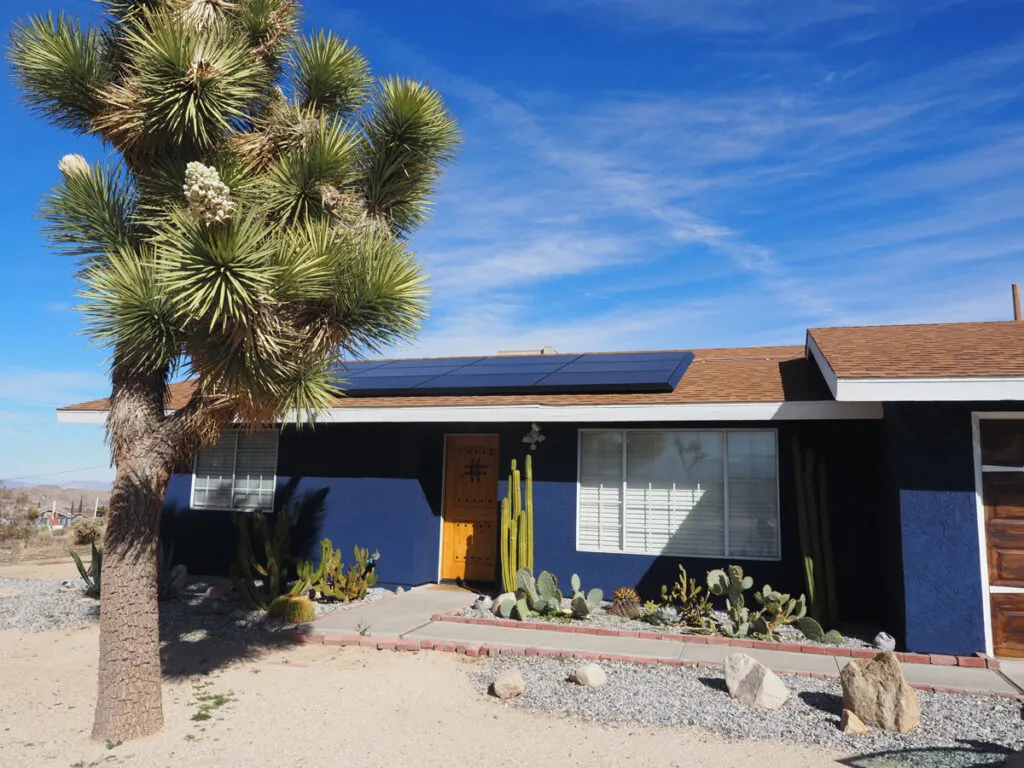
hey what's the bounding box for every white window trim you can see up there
[575,427,782,561]
[190,429,280,512]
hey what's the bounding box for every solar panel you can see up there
[331,350,694,397]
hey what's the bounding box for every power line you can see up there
[1,466,109,483]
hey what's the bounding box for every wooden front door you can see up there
[980,419,1024,657]
[441,435,499,582]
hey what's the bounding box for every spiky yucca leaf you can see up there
[154,207,277,330]
[261,117,360,222]
[8,13,111,133]
[326,229,428,356]
[359,76,460,235]
[79,245,183,372]
[235,0,300,62]
[118,12,270,150]
[40,160,137,264]
[291,30,371,117]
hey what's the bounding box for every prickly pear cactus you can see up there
[795,616,825,642]
[570,593,590,618]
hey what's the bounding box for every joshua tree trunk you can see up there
[92,370,174,741]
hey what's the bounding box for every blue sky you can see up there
[1,0,1023,485]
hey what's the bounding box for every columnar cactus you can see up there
[500,456,534,593]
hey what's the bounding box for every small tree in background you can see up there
[9,0,459,741]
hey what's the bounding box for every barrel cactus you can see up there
[610,586,642,619]
[267,595,316,624]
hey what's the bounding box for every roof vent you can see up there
[496,346,559,356]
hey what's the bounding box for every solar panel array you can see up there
[331,351,695,397]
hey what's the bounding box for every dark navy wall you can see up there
[515,421,886,627]
[162,418,887,623]
[886,402,1024,656]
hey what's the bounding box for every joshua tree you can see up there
[8,0,458,741]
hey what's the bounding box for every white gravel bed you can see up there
[0,577,100,631]
[470,656,1024,765]
[0,576,391,636]
[456,601,874,650]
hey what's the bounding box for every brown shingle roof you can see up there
[808,321,1024,379]
[58,345,830,412]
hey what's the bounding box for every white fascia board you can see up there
[57,410,107,424]
[311,400,882,423]
[834,376,1024,402]
[805,332,840,399]
[58,400,882,425]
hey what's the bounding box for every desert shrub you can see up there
[71,517,106,545]
[0,485,35,543]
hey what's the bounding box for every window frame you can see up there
[190,429,280,512]
[575,427,781,561]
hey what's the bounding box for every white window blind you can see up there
[577,429,779,560]
[192,430,277,511]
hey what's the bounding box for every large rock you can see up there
[491,592,516,617]
[724,653,790,710]
[873,631,896,653]
[570,663,607,688]
[841,709,871,735]
[840,652,920,733]
[491,668,525,700]
[473,595,493,612]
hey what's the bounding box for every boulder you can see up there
[570,663,607,688]
[473,595,493,612]
[196,598,231,616]
[203,585,225,600]
[841,708,871,735]
[395,586,405,595]
[873,631,896,653]
[724,653,790,710]
[840,652,920,733]
[491,668,525,700]
[491,592,516,617]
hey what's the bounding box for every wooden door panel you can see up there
[441,436,499,582]
[981,420,1024,467]
[984,473,1024,586]
[992,593,1024,658]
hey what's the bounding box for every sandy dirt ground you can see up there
[0,624,846,768]
[0,560,81,580]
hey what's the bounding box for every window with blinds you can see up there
[192,430,278,511]
[577,429,779,560]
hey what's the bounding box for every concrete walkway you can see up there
[308,587,1023,698]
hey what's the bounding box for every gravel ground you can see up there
[457,601,874,650]
[0,577,99,631]
[470,657,1024,766]
[0,576,391,636]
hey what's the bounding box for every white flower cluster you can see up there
[58,153,90,178]
[183,161,236,225]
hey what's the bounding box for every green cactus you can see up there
[230,504,302,610]
[500,456,535,593]
[822,629,844,645]
[497,598,513,619]
[792,437,839,628]
[71,541,102,598]
[570,593,590,618]
[512,597,536,620]
[658,565,713,631]
[752,584,808,641]
[708,565,755,637]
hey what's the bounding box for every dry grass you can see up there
[0,531,91,565]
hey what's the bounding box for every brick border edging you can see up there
[427,609,1002,670]
[282,630,1022,702]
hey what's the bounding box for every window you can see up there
[577,429,779,560]
[192,430,278,511]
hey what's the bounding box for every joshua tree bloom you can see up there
[183,161,236,224]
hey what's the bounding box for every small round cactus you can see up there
[267,595,316,624]
[609,586,642,618]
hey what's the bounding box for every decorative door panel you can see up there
[441,436,499,582]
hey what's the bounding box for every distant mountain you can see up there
[59,480,112,491]
[1,483,111,513]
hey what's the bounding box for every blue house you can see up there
[58,319,1024,659]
